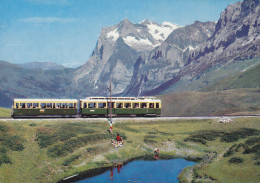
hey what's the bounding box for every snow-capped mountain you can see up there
[123,21,216,96]
[2,0,259,108]
[123,0,260,96]
[105,18,180,52]
[73,18,180,96]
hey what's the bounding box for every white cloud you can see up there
[18,17,82,24]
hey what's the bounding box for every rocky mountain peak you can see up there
[122,0,260,96]
[189,0,260,65]
[122,20,216,96]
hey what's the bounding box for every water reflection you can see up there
[76,159,196,183]
[117,163,123,173]
[110,163,123,180]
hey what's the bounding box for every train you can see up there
[12,97,161,118]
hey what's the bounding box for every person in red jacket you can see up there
[116,133,122,142]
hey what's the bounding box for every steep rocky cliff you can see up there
[123,21,216,96]
[123,0,260,96]
[73,18,179,96]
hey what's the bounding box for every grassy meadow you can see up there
[160,88,260,116]
[0,117,259,183]
[0,107,11,117]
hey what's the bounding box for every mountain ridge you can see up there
[0,0,259,108]
[123,0,260,96]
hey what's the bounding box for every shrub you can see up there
[47,145,68,158]
[0,147,7,154]
[36,134,57,148]
[62,155,80,166]
[245,137,260,146]
[58,131,76,141]
[35,128,58,148]
[0,154,12,166]
[184,137,207,145]
[2,136,25,151]
[224,149,234,157]
[221,128,259,143]
[243,144,260,154]
[184,130,223,145]
[255,161,260,165]
[0,124,8,132]
[29,123,37,126]
[47,133,111,157]
[229,157,244,164]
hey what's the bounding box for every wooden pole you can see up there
[110,79,112,121]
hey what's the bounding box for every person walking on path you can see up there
[109,120,113,133]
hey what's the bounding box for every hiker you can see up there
[116,133,123,145]
[154,148,160,155]
[116,133,122,142]
[109,121,113,133]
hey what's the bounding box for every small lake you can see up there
[75,159,196,183]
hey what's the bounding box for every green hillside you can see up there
[161,57,260,93]
[0,118,259,183]
[204,63,260,91]
[160,88,260,116]
[0,107,12,117]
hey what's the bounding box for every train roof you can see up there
[13,99,78,103]
[80,96,161,102]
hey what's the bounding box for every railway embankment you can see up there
[0,117,259,183]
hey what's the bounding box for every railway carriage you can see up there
[12,99,78,118]
[80,97,161,117]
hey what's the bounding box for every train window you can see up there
[56,103,61,108]
[68,103,74,108]
[116,103,123,108]
[16,103,19,108]
[74,103,77,108]
[41,103,46,108]
[26,103,33,108]
[47,103,52,108]
[156,103,160,108]
[33,103,38,108]
[124,103,131,108]
[20,103,25,108]
[88,103,96,108]
[108,102,115,108]
[83,102,87,108]
[140,103,147,108]
[133,103,139,108]
[98,103,106,108]
[62,103,67,108]
[149,103,154,108]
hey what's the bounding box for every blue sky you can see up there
[0,0,240,67]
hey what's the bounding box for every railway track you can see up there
[0,115,259,121]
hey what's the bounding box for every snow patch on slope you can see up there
[123,36,153,47]
[107,28,119,41]
[147,21,180,41]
